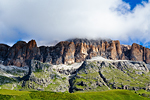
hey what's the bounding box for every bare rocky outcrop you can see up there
[130,43,143,61]
[0,44,10,62]
[69,58,150,92]
[1,38,150,67]
[0,57,150,92]
[3,40,40,67]
[130,43,150,64]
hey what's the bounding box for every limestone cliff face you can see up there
[130,43,150,64]
[3,40,40,67]
[130,43,143,61]
[63,42,75,64]
[1,38,150,67]
[3,41,27,67]
[145,48,150,63]
[0,44,10,62]
[121,44,131,60]
[115,40,122,59]
[26,40,40,60]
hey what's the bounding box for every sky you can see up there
[0,0,149,47]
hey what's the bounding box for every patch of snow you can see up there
[88,56,109,61]
[51,56,131,70]
[52,62,83,70]
[88,56,129,62]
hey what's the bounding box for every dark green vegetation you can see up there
[0,89,149,100]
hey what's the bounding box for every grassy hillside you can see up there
[0,89,149,100]
[0,60,70,92]
[1,59,150,94]
[71,60,150,92]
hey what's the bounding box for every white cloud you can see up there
[0,0,149,46]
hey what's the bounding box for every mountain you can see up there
[0,38,150,67]
[0,57,150,93]
[1,38,150,95]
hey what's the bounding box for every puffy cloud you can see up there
[0,0,149,46]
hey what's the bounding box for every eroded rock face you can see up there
[0,44,10,61]
[130,43,143,61]
[63,42,75,64]
[121,45,131,60]
[26,40,40,60]
[1,38,150,67]
[130,43,150,64]
[3,40,40,67]
[3,41,27,67]
[145,48,150,63]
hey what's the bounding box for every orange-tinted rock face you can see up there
[115,40,122,56]
[145,48,150,63]
[4,41,27,66]
[3,40,40,67]
[1,38,150,67]
[64,42,75,64]
[74,43,88,62]
[26,40,40,59]
[27,40,37,49]
[128,43,150,63]
[101,42,105,51]
[110,41,117,60]
[130,43,143,61]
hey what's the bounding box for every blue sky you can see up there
[123,0,148,10]
[0,0,149,47]
[120,0,149,46]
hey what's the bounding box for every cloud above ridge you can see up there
[0,0,149,46]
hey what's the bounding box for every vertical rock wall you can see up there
[1,38,150,67]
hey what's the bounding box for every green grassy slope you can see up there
[0,60,69,92]
[71,60,150,92]
[0,89,149,100]
[1,60,150,94]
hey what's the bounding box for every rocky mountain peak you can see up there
[11,41,27,52]
[0,38,150,67]
[27,39,37,49]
